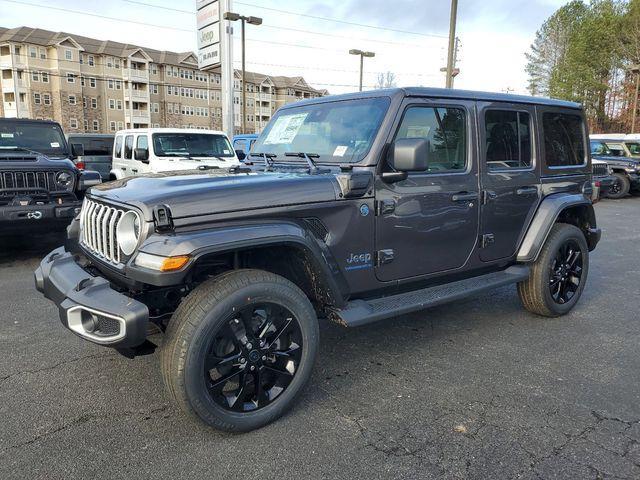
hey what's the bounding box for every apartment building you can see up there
[0,26,327,134]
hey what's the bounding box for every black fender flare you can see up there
[126,221,348,306]
[517,193,598,263]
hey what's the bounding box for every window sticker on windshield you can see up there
[50,142,60,148]
[333,145,348,157]
[223,149,230,154]
[1,133,14,138]
[264,113,308,145]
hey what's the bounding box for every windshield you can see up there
[590,141,610,156]
[0,122,67,156]
[252,97,391,163]
[625,142,640,155]
[152,133,234,158]
[68,136,113,156]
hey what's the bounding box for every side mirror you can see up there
[134,148,149,163]
[78,170,102,190]
[235,149,246,161]
[389,138,429,172]
[70,143,84,159]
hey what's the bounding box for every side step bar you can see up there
[335,266,530,327]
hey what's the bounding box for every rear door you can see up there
[375,98,480,281]
[478,102,540,262]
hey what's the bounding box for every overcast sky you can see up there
[1,0,570,95]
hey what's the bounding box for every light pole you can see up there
[445,0,458,89]
[349,49,375,92]
[630,64,640,134]
[223,11,262,134]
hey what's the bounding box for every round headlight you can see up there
[56,171,73,188]
[116,210,141,256]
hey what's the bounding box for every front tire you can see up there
[518,223,589,317]
[606,173,630,199]
[161,269,319,432]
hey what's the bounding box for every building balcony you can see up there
[124,89,149,102]
[258,107,271,116]
[0,55,12,69]
[125,109,150,123]
[2,102,29,118]
[259,92,271,101]
[123,69,149,83]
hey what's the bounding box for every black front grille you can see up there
[0,169,74,200]
[592,164,609,176]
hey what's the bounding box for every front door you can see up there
[478,102,540,262]
[375,99,480,282]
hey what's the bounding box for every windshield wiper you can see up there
[249,152,277,170]
[285,152,322,174]
[197,165,220,170]
[190,153,227,162]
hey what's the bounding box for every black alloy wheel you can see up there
[203,303,303,412]
[548,239,583,305]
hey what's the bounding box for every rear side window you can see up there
[394,106,467,173]
[485,110,532,170]
[114,136,123,158]
[124,135,133,159]
[72,137,113,156]
[136,135,148,149]
[543,113,586,167]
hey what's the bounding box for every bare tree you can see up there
[375,71,397,89]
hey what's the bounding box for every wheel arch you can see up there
[517,194,599,263]
[133,222,349,312]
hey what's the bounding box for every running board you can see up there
[335,266,530,327]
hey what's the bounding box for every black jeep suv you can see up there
[35,88,600,432]
[0,118,101,235]
[590,139,640,198]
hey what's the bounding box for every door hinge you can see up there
[376,249,395,266]
[483,190,498,204]
[481,234,495,248]
[375,199,395,216]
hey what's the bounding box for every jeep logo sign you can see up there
[27,211,43,220]
[196,0,221,70]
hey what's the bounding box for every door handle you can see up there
[121,167,127,171]
[131,168,138,174]
[451,192,478,202]
[516,186,538,196]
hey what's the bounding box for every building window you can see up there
[31,71,39,82]
[79,54,83,65]
[150,64,157,75]
[14,46,20,55]
[91,98,97,109]
[39,48,46,59]
[116,80,122,90]
[33,93,41,104]
[108,79,114,89]
[84,119,88,131]
[150,84,158,94]
[43,94,51,105]
[67,72,75,83]
[115,59,121,69]
[65,49,73,61]
[117,99,123,110]
[117,121,124,130]
[29,47,37,58]
[89,77,96,88]
[110,121,116,132]
[41,72,48,83]
[93,120,99,132]
[109,98,115,109]
[80,76,85,86]
[70,118,78,129]
[106,57,113,68]
[88,55,94,66]
[83,96,87,108]
[68,95,76,105]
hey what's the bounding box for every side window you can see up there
[114,135,123,158]
[543,112,586,167]
[394,106,466,173]
[485,110,532,170]
[124,135,133,159]
[136,135,148,150]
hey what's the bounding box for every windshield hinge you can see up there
[153,204,174,232]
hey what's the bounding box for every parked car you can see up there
[590,139,640,198]
[590,133,640,159]
[36,88,600,432]
[109,128,239,180]
[232,133,258,160]
[66,133,114,181]
[591,159,614,199]
[0,118,101,235]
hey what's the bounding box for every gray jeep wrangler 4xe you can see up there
[35,88,601,432]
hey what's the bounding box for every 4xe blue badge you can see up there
[359,204,370,216]
[345,252,373,271]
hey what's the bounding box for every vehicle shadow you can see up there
[0,232,65,266]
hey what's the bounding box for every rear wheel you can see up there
[161,269,319,432]
[518,223,589,317]
[606,173,630,199]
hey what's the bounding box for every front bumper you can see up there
[34,247,149,348]
[0,202,80,235]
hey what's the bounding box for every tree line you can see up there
[526,0,640,132]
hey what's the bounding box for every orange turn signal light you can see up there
[159,255,190,272]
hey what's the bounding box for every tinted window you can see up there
[114,136,123,158]
[543,113,586,167]
[394,106,466,172]
[69,137,113,156]
[252,97,390,163]
[590,141,608,156]
[152,133,233,157]
[0,122,67,156]
[626,142,640,155]
[124,135,133,159]
[485,110,531,170]
[136,135,148,149]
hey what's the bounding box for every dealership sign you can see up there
[196,0,221,69]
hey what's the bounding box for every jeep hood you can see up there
[89,169,339,218]
[592,154,640,167]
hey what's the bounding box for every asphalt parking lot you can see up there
[0,198,639,480]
